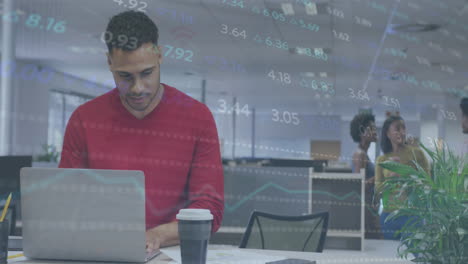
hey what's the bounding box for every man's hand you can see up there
[145,228,163,254]
[145,221,180,253]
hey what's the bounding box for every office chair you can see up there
[239,211,329,252]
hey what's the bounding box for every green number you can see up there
[53,21,66,33]
[46,18,55,31]
[278,13,286,22]
[272,11,280,20]
[320,53,328,61]
[175,48,185,59]
[311,80,318,90]
[299,19,306,28]
[251,6,261,14]
[308,24,319,32]
[320,81,327,91]
[164,45,174,57]
[275,39,282,49]
[25,14,41,28]
[253,34,263,43]
[184,50,194,62]
[3,12,19,22]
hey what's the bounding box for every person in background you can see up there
[375,115,430,240]
[460,98,468,156]
[350,113,382,239]
[461,98,468,134]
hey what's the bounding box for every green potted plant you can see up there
[34,144,60,163]
[379,144,468,263]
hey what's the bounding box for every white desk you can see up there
[8,239,412,264]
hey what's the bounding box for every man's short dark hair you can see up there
[461,98,468,116]
[350,113,375,143]
[105,11,158,53]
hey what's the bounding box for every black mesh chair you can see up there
[239,211,329,252]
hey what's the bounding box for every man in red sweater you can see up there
[59,11,224,252]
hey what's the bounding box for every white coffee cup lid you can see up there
[176,209,213,221]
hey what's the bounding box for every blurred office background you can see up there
[0,0,467,246]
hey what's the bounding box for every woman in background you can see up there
[460,97,468,135]
[350,113,382,239]
[375,115,430,240]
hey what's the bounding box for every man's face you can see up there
[107,43,162,112]
[463,114,468,134]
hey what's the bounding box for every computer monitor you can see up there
[222,158,328,172]
[0,156,33,235]
[261,159,328,172]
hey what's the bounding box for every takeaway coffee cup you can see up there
[176,209,213,264]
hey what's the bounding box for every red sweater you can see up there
[59,84,224,232]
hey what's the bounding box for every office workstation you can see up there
[0,0,467,263]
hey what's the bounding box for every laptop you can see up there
[20,167,160,263]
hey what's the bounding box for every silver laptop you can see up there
[20,167,160,263]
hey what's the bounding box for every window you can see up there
[48,90,94,154]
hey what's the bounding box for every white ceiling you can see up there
[1,0,468,118]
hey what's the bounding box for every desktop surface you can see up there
[8,239,411,264]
